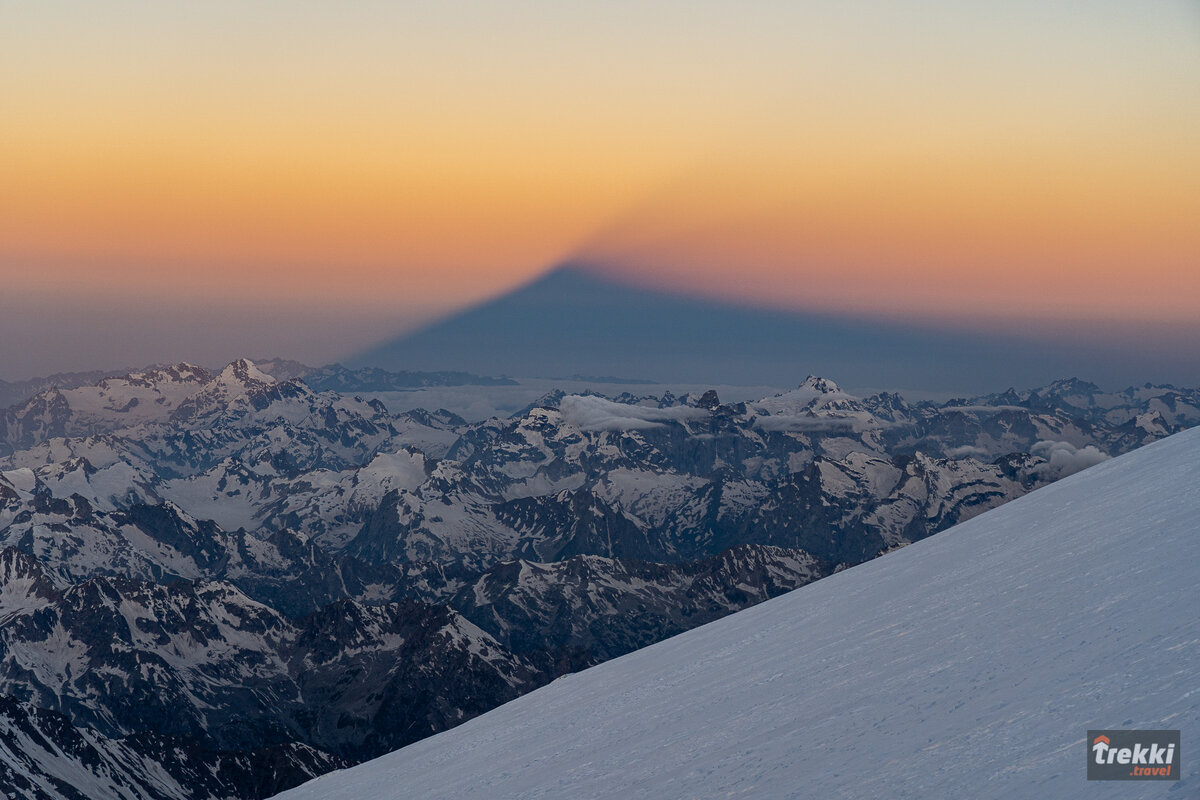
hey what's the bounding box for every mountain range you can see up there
[0,361,515,412]
[0,359,1196,797]
[274,421,1200,800]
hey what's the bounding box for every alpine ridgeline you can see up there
[274,422,1200,800]
[0,359,1197,798]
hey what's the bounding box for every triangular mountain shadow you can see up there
[350,264,1116,392]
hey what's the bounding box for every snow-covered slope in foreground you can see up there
[276,426,1200,800]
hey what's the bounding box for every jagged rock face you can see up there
[1,361,399,477]
[288,599,536,758]
[336,380,1101,569]
[0,552,537,765]
[0,494,413,618]
[497,489,667,563]
[0,369,125,409]
[0,692,343,800]
[0,360,1196,798]
[452,544,831,663]
[0,366,215,454]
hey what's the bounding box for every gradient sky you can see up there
[2,1,1198,379]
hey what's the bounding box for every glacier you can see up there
[274,424,1199,799]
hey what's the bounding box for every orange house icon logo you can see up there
[1093,735,1110,746]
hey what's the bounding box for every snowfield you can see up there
[275,425,1199,799]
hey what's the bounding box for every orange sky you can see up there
[579,130,1200,329]
[1,1,1198,375]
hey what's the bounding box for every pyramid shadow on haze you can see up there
[349,264,1171,393]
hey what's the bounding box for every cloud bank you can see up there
[1031,440,1110,479]
[559,395,707,432]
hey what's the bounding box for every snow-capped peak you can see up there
[113,363,215,388]
[797,375,841,393]
[168,359,277,423]
[751,376,856,416]
[215,358,277,390]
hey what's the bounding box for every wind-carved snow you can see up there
[275,425,1200,800]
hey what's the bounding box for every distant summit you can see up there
[349,265,1141,393]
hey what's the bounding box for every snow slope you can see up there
[275,425,1200,799]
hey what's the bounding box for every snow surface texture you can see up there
[275,425,1200,800]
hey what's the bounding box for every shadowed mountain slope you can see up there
[276,424,1200,800]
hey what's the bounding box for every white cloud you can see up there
[945,445,990,459]
[558,395,707,432]
[752,414,860,433]
[1030,440,1110,479]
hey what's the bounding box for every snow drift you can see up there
[275,425,1200,799]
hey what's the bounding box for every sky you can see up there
[2,1,1198,380]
